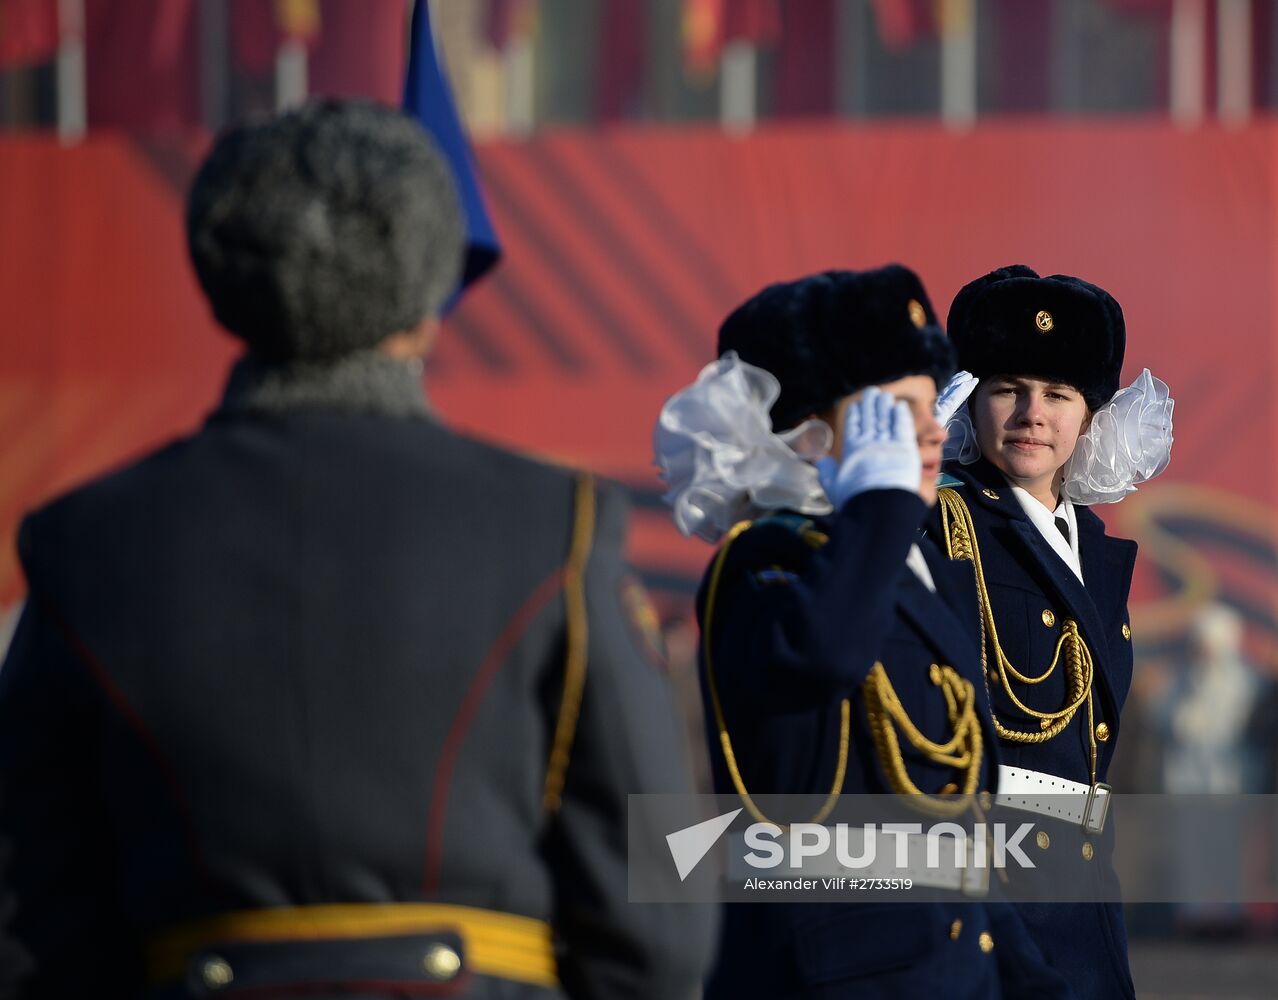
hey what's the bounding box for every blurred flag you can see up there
[682,0,722,78]
[934,0,972,37]
[0,0,57,69]
[682,0,780,79]
[724,0,780,46]
[484,0,537,52]
[403,0,500,304]
[231,1,405,104]
[231,0,321,76]
[307,0,406,105]
[1104,0,1173,12]
[870,0,936,50]
[774,0,834,115]
[85,0,200,132]
[274,0,320,41]
[992,0,1049,111]
[597,0,645,120]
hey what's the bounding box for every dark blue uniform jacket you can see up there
[697,487,1074,1000]
[927,458,1140,1000]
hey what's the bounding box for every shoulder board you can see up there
[937,472,966,489]
[752,566,800,586]
[752,512,830,549]
[697,512,823,621]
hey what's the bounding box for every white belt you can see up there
[996,764,1111,833]
[727,827,990,897]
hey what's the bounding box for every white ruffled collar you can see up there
[654,352,832,542]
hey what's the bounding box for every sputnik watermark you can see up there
[741,821,1036,870]
[666,808,742,881]
[631,793,1278,904]
[666,812,1037,881]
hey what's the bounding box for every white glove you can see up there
[936,370,982,465]
[816,388,921,509]
[935,370,978,426]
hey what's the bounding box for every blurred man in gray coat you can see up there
[0,99,714,1000]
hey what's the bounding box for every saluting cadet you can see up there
[656,267,1072,999]
[0,100,716,999]
[932,265,1174,999]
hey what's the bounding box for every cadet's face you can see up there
[972,375,1091,498]
[824,374,945,506]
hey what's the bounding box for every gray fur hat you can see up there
[187,99,464,363]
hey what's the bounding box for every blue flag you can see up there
[403,0,501,307]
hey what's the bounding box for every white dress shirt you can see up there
[1007,483,1084,584]
[906,543,936,593]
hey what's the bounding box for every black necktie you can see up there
[1055,516,1070,544]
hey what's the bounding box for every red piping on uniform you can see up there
[423,568,565,894]
[221,976,468,997]
[40,594,213,888]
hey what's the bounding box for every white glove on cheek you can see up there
[935,370,978,425]
[817,388,922,509]
[936,370,981,465]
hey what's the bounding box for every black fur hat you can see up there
[717,265,954,432]
[947,265,1125,410]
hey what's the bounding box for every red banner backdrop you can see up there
[2,121,1276,669]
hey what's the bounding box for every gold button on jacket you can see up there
[201,957,234,989]
[423,943,462,980]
